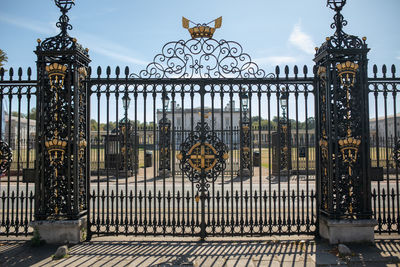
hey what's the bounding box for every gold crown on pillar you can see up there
[336,61,358,75]
[182,17,222,39]
[338,136,360,149]
[46,63,67,76]
[45,136,68,153]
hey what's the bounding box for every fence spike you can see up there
[312,65,317,76]
[284,65,289,77]
[373,64,377,78]
[275,66,280,77]
[382,64,387,78]
[27,67,32,80]
[125,66,129,77]
[106,66,111,77]
[97,66,102,77]
[87,66,92,77]
[115,66,120,78]
[9,67,13,80]
[18,67,22,81]
[303,65,308,78]
[391,64,396,78]
[294,65,298,78]
[0,68,4,80]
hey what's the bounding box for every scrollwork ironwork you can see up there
[177,122,228,192]
[393,138,400,167]
[315,1,366,56]
[131,38,274,79]
[0,140,12,174]
[38,0,88,56]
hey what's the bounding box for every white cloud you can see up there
[397,56,400,60]
[77,33,148,66]
[0,12,55,35]
[0,12,148,66]
[289,22,315,55]
[89,46,148,66]
[254,56,297,66]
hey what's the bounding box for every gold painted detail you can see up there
[198,111,212,119]
[317,66,327,84]
[78,66,87,87]
[336,61,359,87]
[46,63,67,88]
[177,142,228,172]
[78,139,86,160]
[45,133,68,166]
[338,136,361,176]
[182,17,222,39]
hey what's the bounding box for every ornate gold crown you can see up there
[46,63,67,77]
[182,17,222,39]
[336,61,358,75]
[338,136,361,151]
[45,136,68,152]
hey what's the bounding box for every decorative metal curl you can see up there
[0,140,12,174]
[393,138,400,167]
[39,0,88,56]
[315,3,366,55]
[131,38,274,79]
[177,122,228,192]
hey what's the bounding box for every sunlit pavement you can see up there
[1,235,400,267]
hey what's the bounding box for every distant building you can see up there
[369,113,400,146]
[4,116,36,149]
[157,100,242,147]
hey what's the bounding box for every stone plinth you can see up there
[30,216,87,244]
[319,216,377,244]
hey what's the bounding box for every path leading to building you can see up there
[1,236,400,267]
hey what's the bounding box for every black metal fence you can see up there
[85,65,318,236]
[0,63,399,236]
[0,0,399,238]
[0,68,36,236]
[369,65,400,234]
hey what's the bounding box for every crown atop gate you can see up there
[182,17,222,38]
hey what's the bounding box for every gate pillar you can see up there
[31,0,91,244]
[314,0,376,244]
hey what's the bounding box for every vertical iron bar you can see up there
[181,88,185,232]
[200,82,206,240]
[258,85,262,232]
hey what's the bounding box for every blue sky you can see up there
[1,0,399,72]
[1,0,399,122]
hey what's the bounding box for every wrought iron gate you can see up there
[86,37,317,237]
[0,0,399,239]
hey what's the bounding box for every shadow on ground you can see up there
[0,239,57,267]
[0,237,399,266]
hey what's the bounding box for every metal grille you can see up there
[85,39,318,237]
[369,65,400,234]
[0,68,36,236]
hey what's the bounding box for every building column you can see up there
[32,0,91,244]
[314,0,376,244]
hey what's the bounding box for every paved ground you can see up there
[1,235,399,267]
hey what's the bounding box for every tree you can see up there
[0,49,7,71]
[11,111,27,118]
[29,108,36,120]
[90,119,98,131]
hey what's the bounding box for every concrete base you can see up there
[319,215,377,244]
[30,216,87,245]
